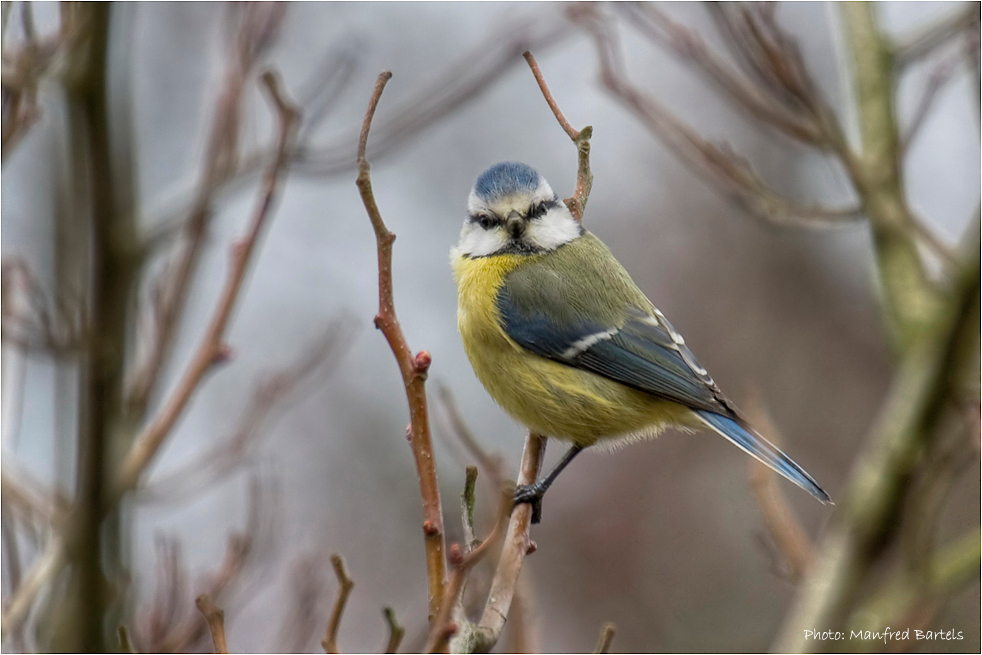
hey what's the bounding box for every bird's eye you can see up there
[528,203,546,219]
[478,215,493,230]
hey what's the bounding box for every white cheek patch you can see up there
[457,222,509,257]
[525,207,582,251]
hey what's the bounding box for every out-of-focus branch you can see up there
[774,220,980,651]
[382,607,405,654]
[126,3,286,417]
[195,595,228,654]
[593,622,617,654]
[847,527,981,642]
[436,385,506,488]
[0,539,66,638]
[355,70,448,622]
[900,53,960,155]
[321,554,354,654]
[298,14,568,177]
[117,624,137,654]
[893,4,980,68]
[574,9,863,230]
[116,70,301,495]
[744,392,814,582]
[621,3,825,145]
[136,319,352,504]
[523,50,593,221]
[837,3,943,349]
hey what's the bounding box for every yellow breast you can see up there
[451,250,691,444]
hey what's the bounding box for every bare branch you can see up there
[136,319,352,503]
[574,9,863,229]
[195,594,228,654]
[426,486,512,654]
[298,14,569,177]
[0,539,66,638]
[382,606,405,654]
[321,554,354,654]
[523,50,593,221]
[126,5,287,416]
[356,70,448,621]
[593,622,617,654]
[436,385,506,488]
[116,70,301,495]
[621,3,824,145]
[470,433,547,652]
[894,4,980,68]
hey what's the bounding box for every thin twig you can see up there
[426,487,513,654]
[523,50,593,221]
[574,10,863,229]
[117,624,138,653]
[356,70,448,622]
[136,319,353,503]
[116,70,301,495]
[195,594,228,654]
[321,554,354,654]
[620,3,824,145]
[127,5,287,417]
[894,4,980,68]
[593,622,617,654]
[382,606,405,654]
[0,537,65,638]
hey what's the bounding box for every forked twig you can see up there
[195,594,228,654]
[116,70,301,495]
[523,50,593,221]
[382,606,405,654]
[321,554,354,654]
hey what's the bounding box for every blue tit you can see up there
[451,161,830,522]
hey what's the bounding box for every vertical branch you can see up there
[470,432,546,652]
[837,3,941,349]
[355,71,448,622]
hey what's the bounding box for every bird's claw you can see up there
[513,483,544,524]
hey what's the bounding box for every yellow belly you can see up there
[452,251,692,445]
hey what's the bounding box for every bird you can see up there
[451,161,830,523]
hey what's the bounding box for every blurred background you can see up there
[2,2,979,652]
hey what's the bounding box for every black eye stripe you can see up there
[468,213,502,229]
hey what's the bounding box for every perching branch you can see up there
[195,594,228,654]
[523,50,593,221]
[468,433,547,653]
[321,554,354,654]
[355,71,448,623]
[116,70,301,495]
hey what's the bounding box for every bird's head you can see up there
[456,162,583,258]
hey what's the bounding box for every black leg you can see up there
[513,444,585,524]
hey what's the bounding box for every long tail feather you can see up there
[696,410,832,504]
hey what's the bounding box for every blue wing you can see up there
[497,276,831,504]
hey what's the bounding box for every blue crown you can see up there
[473,162,541,201]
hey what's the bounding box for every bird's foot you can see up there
[513,482,545,524]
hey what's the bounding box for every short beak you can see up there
[506,211,524,238]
